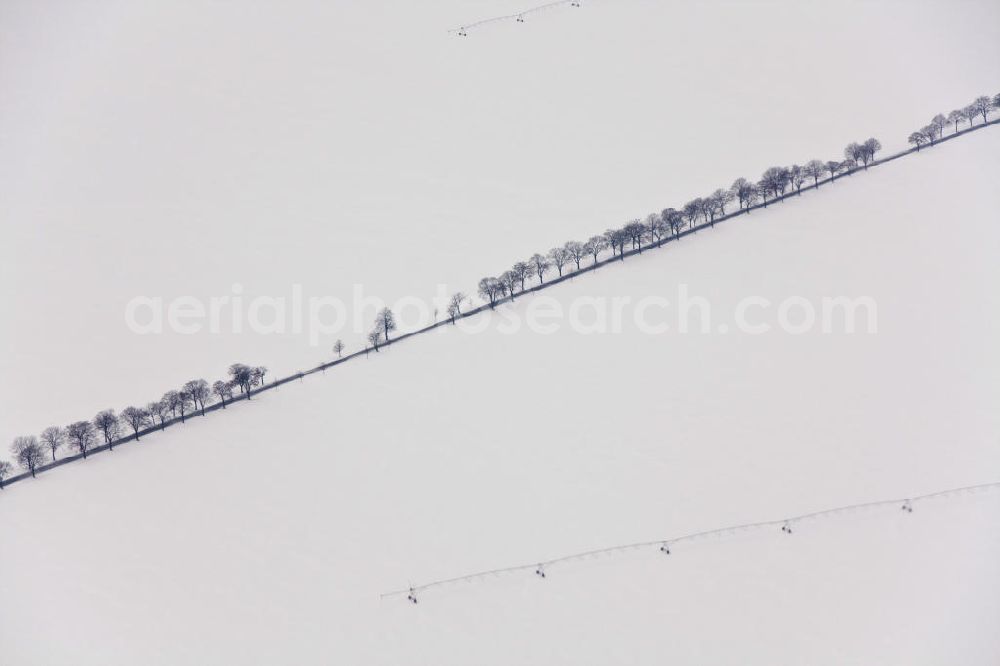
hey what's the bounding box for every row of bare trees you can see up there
[908,94,999,150]
[1,363,267,487]
[4,96,999,489]
[472,96,998,313]
[474,138,889,308]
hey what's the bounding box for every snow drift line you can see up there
[2,119,997,492]
[381,481,1000,600]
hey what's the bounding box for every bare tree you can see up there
[644,213,665,246]
[843,142,862,168]
[683,199,702,227]
[367,328,383,351]
[212,381,234,408]
[760,167,790,200]
[603,228,627,259]
[947,109,963,134]
[120,407,150,440]
[93,409,121,449]
[183,379,212,415]
[697,197,714,223]
[560,241,583,270]
[920,124,938,146]
[333,339,345,357]
[788,165,806,194]
[908,132,928,150]
[251,367,267,391]
[586,235,608,263]
[176,390,193,422]
[0,460,11,488]
[602,229,619,258]
[927,115,946,139]
[228,364,255,398]
[663,208,684,235]
[825,160,843,182]
[40,426,65,461]
[803,160,825,187]
[730,178,754,210]
[511,261,531,291]
[775,166,791,196]
[11,436,46,478]
[163,390,181,416]
[376,307,397,342]
[499,270,519,301]
[861,138,881,167]
[529,254,550,284]
[710,188,734,217]
[962,104,977,128]
[547,247,570,277]
[635,219,650,246]
[446,292,466,323]
[148,400,170,429]
[972,96,992,123]
[478,277,502,309]
[494,279,509,301]
[66,421,96,459]
[756,178,770,206]
[614,229,630,258]
[618,221,640,250]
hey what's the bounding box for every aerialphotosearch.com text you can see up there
[124,283,878,345]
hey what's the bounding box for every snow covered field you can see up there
[2,0,999,444]
[2,124,999,664]
[3,1,1000,663]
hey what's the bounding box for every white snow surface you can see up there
[2,126,1000,664]
[2,0,1000,444]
